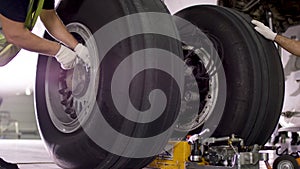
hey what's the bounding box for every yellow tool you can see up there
[148,141,191,169]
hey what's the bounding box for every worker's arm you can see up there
[0,13,60,56]
[39,9,78,49]
[251,20,300,57]
[40,9,90,67]
[0,14,77,69]
[274,35,300,57]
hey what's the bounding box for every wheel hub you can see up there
[45,22,99,133]
[176,44,219,132]
[278,160,294,169]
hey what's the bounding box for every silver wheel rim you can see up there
[278,160,295,169]
[176,45,219,132]
[45,22,99,133]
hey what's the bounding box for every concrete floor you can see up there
[0,139,296,169]
[0,139,61,169]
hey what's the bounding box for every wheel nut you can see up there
[70,113,77,119]
[65,108,73,114]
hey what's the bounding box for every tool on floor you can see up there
[148,132,273,169]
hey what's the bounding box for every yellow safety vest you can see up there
[25,0,45,30]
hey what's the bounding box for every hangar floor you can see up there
[0,139,293,169]
[0,139,60,169]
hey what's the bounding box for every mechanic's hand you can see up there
[55,45,78,70]
[74,43,90,67]
[251,20,277,41]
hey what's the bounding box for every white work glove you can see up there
[74,43,90,67]
[251,20,277,41]
[55,45,78,70]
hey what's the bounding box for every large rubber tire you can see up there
[35,0,182,168]
[175,5,284,145]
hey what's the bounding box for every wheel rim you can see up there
[176,44,220,131]
[45,22,99,133]
[278,160,295,169]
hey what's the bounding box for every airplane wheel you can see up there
[175,5,284,145]
[35,0,182,168]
